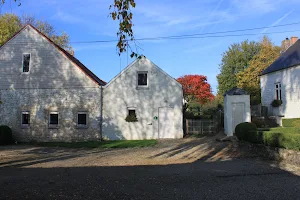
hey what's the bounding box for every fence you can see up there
[186,119,218,135]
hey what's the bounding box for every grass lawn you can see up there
[261,127,300,135]
[24,140,157,149]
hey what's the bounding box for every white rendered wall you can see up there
[260,65,300,118]
[102,57,184,140]
[224,95,251,136]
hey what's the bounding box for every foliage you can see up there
[251,117,268,128]
[125,113,138,122]
[109,0,137,58]
[23,140,157,148]
[177,75,214,105]
[1,0,20,6]
[0,125,13,145]
[217,40,261,96]
[0,13,72,51]
[237,37,281,103]
[0,13,22,45]
[235,122,258,143]
[271,99,282,107]
[282,118,300,128]
[263,130,300,150]
[238,126,300,150]
[22,15,73,51]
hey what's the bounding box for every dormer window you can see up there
[23,53,30,72]
[137,72,148,87]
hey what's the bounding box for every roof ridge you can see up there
[1,24,106,86]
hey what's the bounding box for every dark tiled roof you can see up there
[224,87,248,96]
[0,24,106,86]
[261,40,300,75]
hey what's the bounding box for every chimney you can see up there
[291,36,298,45]
[281,38,291,52]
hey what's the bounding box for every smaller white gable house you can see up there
[260,38,300,119]
[102,56,184,140]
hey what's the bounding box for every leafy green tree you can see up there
[0,13,72,51]
[0,13,22,45]
[217,40,261,96]
[237,36,281,104]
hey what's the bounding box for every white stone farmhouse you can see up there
[102,57,184,140]
[0,25,184,141]
[260,38,300,119]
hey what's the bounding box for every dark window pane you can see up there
[22,113,30,125]
[78,114,87,125]
[129,109,136,117]
[138,73,147,86]
[23,54,30,72]
[50,114,58,125]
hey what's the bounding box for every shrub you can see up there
[271,100,282,107]
[251,117,268,128]
[0,125,13,145]
[282,118,300,127]
[263,131,300,150]
[125,115,138,122]
[235,122,260,142]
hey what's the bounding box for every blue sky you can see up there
[1,0,300,93]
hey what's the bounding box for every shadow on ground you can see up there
[0,135,300,200]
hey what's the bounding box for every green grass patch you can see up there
[262,127,300,135]
[236,124,300,150]
[23,140,157,149]
[282,118,300,127]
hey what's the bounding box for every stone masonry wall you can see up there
[0,88,102,142]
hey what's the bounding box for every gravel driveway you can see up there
[0,135,300,200]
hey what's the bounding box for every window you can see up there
[21,111,30,127]
[22,54,30,72]
[125,108,138,122]
[275,83,282,100]
[49,112,59,128]
[77,112,88,127]
[137,72,148,86]
[128,109,136,117]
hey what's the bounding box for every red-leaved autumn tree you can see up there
[177,75,214,104]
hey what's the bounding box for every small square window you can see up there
[21,111,30,128]
[128,109,136,117]
[49,112,59,128]
[138,72,148,86]
[23,54,30,73]
[77,112,88,127]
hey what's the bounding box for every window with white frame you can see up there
[49,111,59,128]
[22,53,30,73]
[137,72,148,86]
[21,111,30,127]
[77,112,88,127]
[275,83,282,100]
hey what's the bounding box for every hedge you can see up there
[263,131,300,150]
[0,125,13,145]
[282,118,300,127]
[235,122,300,150]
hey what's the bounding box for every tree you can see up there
[237,36,281,104]
[110,0,137,58]
[0,13,22,45]
[217,40,261,96]
[22,15,72,51]
[177,75,214,105]
[0,13,72,51]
